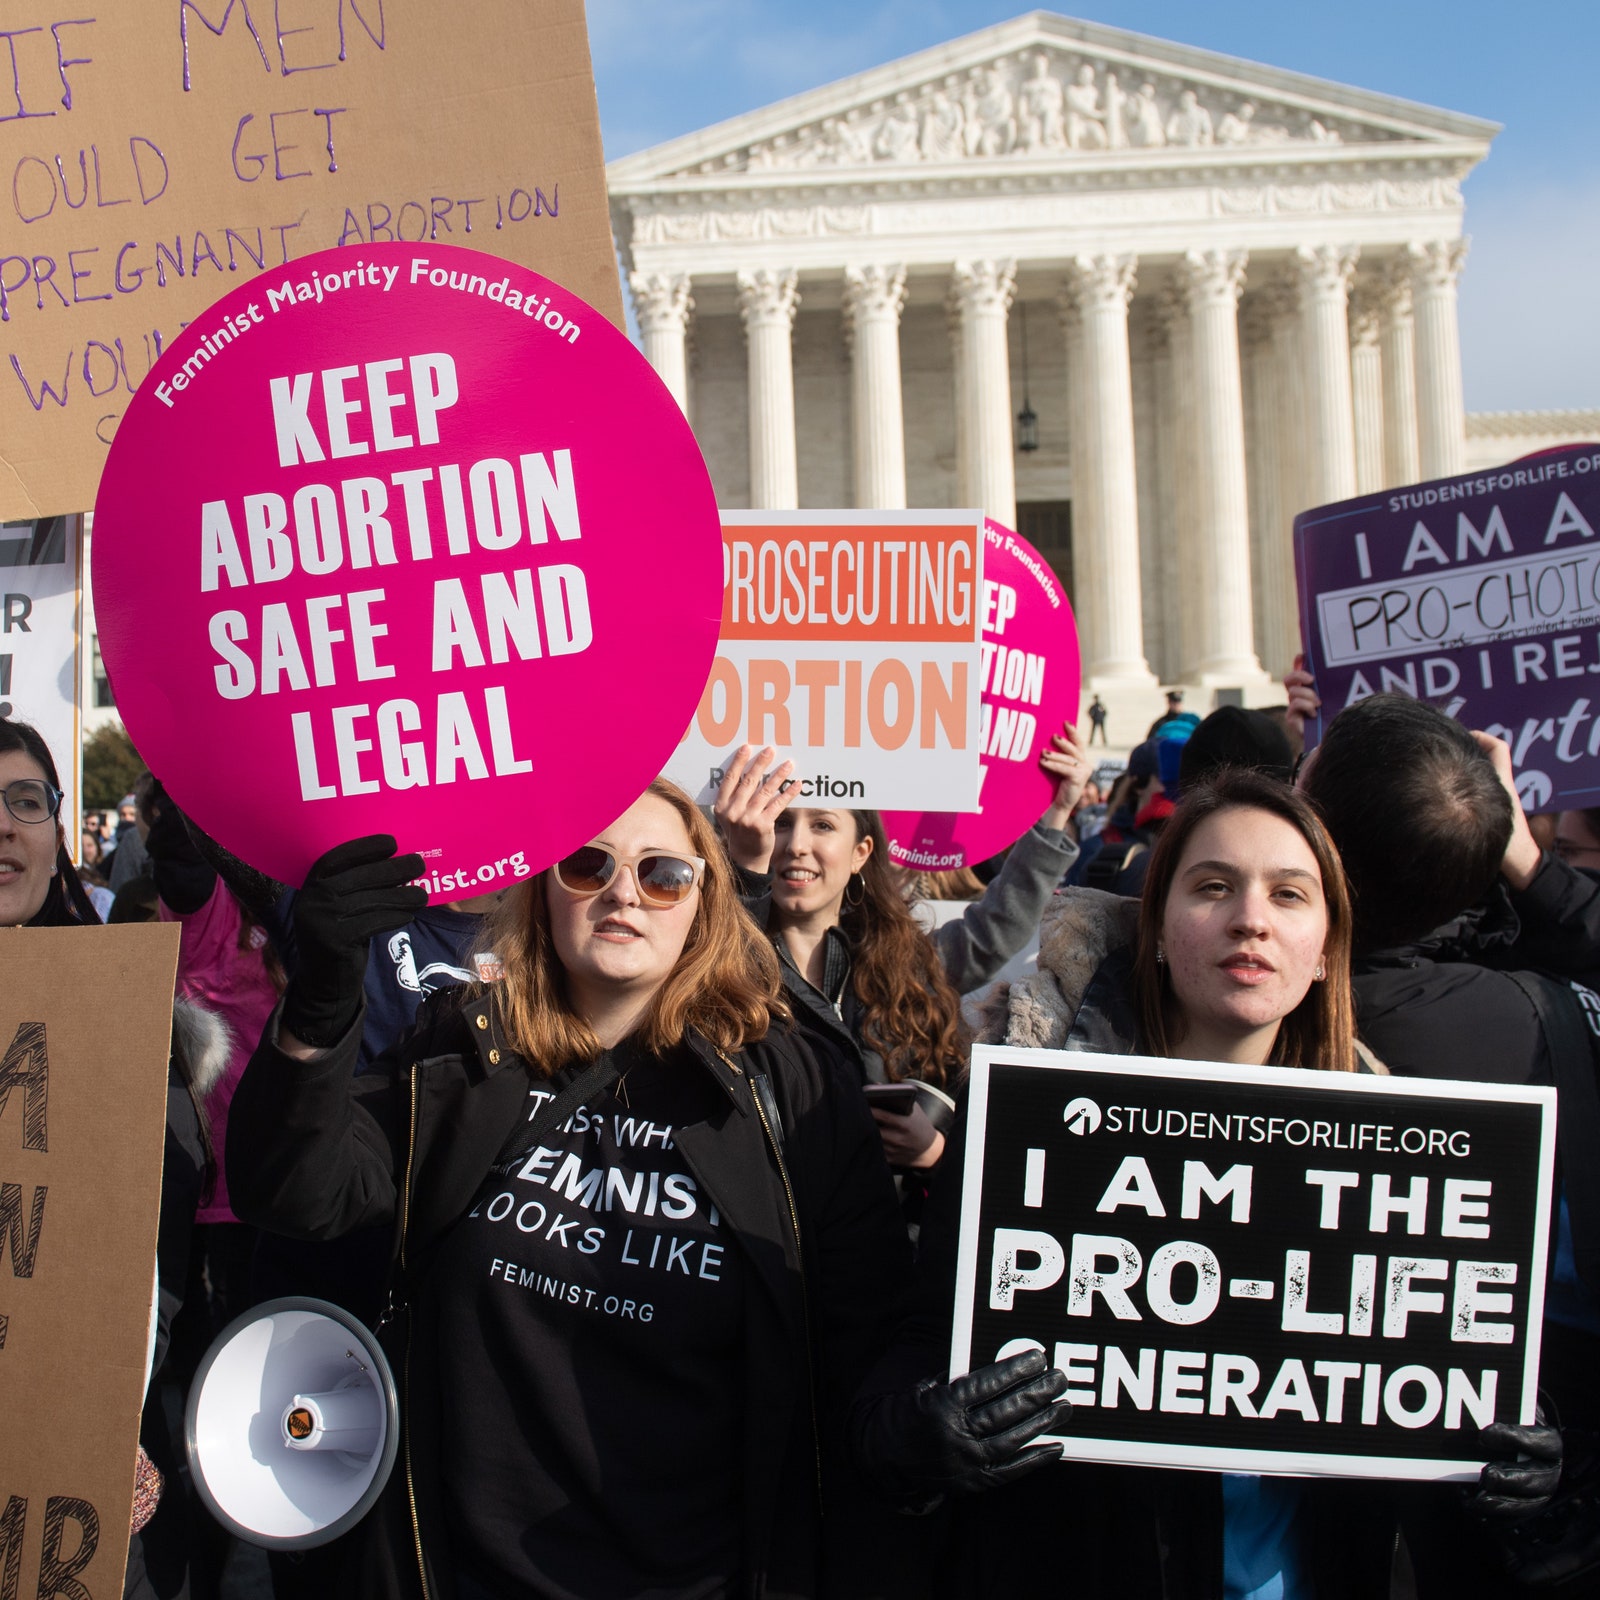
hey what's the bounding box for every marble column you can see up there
[944,285,969,507]
[950,260,1017,526]
[1263,283,1307,679]
[1241,296,1294,678]
[1349,287,1386,495]
[1294,245,1359,509]
[1266,276,1310,541]
[1062,254,1154,684]
[842,265,908,509]
[1157,283,1197,680]
[628,271,693,415]
[1409,238,1469,480]
[1059,294,1093,615]
[1379,263,1421,488]
[736,268,801,509]
[1175,249,1266,686]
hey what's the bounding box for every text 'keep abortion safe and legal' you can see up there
[194,321,591,807]
[952,1049,1556,1479]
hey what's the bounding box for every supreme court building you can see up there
[606,12,1548,717]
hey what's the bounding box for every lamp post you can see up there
[1016,303,1039,454]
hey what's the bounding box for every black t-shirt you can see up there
[434,1041,744,1600]
[264,889,492,1065]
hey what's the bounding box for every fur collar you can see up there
[172,999,235,1103]
[973,888,1139,1048]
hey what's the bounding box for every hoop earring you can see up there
[844,873,866,908]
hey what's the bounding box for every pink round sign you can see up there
[882,520,1080,870]
[93,243,722,901]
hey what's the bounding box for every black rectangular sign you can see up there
[952,1048,1557,1479]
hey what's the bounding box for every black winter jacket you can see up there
[227,989,915,1600]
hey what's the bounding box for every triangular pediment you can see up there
[607,10,1497,187]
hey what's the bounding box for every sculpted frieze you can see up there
[630,203,871,248]
[670,49,1382,177]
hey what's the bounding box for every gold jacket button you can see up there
[475,1014,489,1030]
[488,1048,501,1065]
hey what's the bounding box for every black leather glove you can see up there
[280,836,426,1047]
[1464,1420,1563,1520]
[143,781,215,915]
[854,1349,1071,1506]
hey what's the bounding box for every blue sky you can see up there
[589,1,1599,414]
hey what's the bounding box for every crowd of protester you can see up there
[6,661,1600,1600]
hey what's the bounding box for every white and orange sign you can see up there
[666,511,984,810]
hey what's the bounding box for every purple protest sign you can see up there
[92,242,723,901]
[881,520,1080,869]
[1296,444,1600,812]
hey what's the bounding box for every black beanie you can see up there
[1177,706,1294,792]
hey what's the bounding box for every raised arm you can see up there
[226,836,426,1238]
[931,721,1087,992]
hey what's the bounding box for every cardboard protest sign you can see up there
[0,0,621,522]
[665,511,984,811]
[0,923,179,1594]
[953,1047,1555,1479]
[0,516,83,844]
[882,519,1079,870]
[1296,445,1600,811]
[90,242,722,901]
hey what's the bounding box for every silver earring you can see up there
[1314,961,1326,981]
[1155,945,1166,965]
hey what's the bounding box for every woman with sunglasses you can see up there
[227,780,915,1600]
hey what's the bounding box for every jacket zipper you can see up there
[721,1049,826,1510]
[400,1062,432,1600]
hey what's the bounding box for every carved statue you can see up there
[1064,62,1107,150]
[818,115,871,165]
[1128,81,1166,147]
[1216,102,1256,145]
[873,95,921,162]
[1017,53,1066,152]
[970,65,1016,157]
[921,80,966,162]
[1166,88,1214,147]
[1103,71,1129,149]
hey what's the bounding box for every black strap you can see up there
[494,1055,621,1169]
[1503,970,1600,1293]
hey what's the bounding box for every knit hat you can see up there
[1178,705,1294,791]
[1127,739,1161,781]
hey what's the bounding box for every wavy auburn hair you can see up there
[1133,769,1356,1072]
[477,780,787,1071]
[842,810,970,1090]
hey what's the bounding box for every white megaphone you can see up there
[185,1296,399,1549]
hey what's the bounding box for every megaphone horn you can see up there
[184,1296,400,1550]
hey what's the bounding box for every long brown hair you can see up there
[1133,770,1356,1072]
[477,779,786,1070]
[843,811,970,1089]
